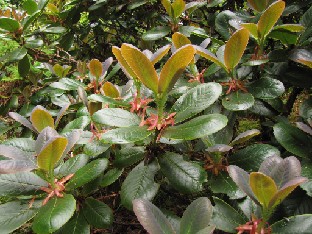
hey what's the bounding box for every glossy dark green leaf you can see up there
[55,154,88,177]
[273,122,312,158]
[66,158,108,190]
[82,198,113,228]
[249,99,277,117]
[121,161,160,210]
[57,212,90,234]
[142,26,171,41]
[133,199,175,234]
[32,194,76,233]
[61,116,90,133]
[0,17,20,32]
[22,0,38,14]
[299,98,312,120]
[247,0,269,12]
[269,30,299,45]
[211,197,247,233]
[222,91,255,111]
[83,140,110,157]
[162,114,228,140]
[114,146,145,168]
[180,197,213,234]
[172,83,222,123]
[158,152,206,193]
[18,55,30,77]
[100,168,123,187]
[229,144,280,172]
[101,126,151,144]
[271,214,312,233]
[301,160,312,197]
[41,26,67,34]
[0,201,40,234]
[248,77,285,99]
[92,108,140,127]
[3,47,28,62]
[0,172,47,196]
[215,10,238,39]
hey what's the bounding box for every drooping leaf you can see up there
[121,161,160,210]
[162,114,228,140]
[30,105,54,132]
[158,45,196,94]
[133,199,175,234]
[66,158,108,190]
[92,108,140,127]
[222,91,255,111]
[32,194,76,233]
[121,44,158,93]
[273,122,312,158]
[158,152,206,193]
[101,126,151,144]
[172,82,222,123]
[249,172,277,207]
[224,28,249,72]
[82,198,113,228]
[37,137,68,172]
[0,17,20,32]
[180,197,213,234]
[258,0,285,39]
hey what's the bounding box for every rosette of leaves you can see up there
[0,125,114,233]
[133,197,215,234]
[213,155,309,233]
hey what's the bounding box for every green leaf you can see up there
[180,197,213,234]
[249,172,277,207]
[301,160,312,197]
[32,194,76,234]
[258,0,285,39]
[37,137,68,172]
[100,168,124,187]
[150,45,171,65]
[172,82,222,123]
[215,10,238,40]
[92,108,140,127]
[89,59,103,79]
[241,23,258,40]
[142,26,171,41]
[172,32,191,49]
[61,116,90,134]
[0,201,40,234]
[194,45,225,69]
[247,0,269,12]
[101,126,151,144]
[30,105,54,132]
[230,129,260,146]
[211,197,247,233]
[55,154,88,177]
[229,144,280,172]
[82,198,113,228]
[88,94,130,107]
[0,17,20,32]
[22,0,38,15]
[162,114,228,140]
[9,112,36,132]
[172,0,185,18]
[222,91,255,111]
[50,78,85,91]
[83,140,110,157]
[57,212,90,234]
[289,49,312,68]
[102,82,119,98]
[133,199,175,234]
[271,214,312,233]
[114,146,145,168]
[121,161,160,210]
[41,26,66,34]
[273,122,312,158]
[224,28,249,72]
[66,158,108,190]
[18,55,30,77]
[248,77,285,99]
[158,45,196,94]
[2,47,28,62]
[0,172,48,196]
[158,152,206,193]
[121,44,158,93]
[273,24,305,32]
[112,46,137,79]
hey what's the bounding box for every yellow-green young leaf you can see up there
[224,28,249,72]
[89,59,103,79]
[158,45,195,94]
[172,0,186,18]
[258,0,285,39]
[121,44,158,93]
[112,46,137,79]
[247,0,269,12]
[161,0,173,18]
[150,45,171,65]
[273,24,305,32]
[250,172,277,208]
[53,64,64,78]
[194,46,226,70]
[47,3,59,14]
[37,137,68,171]
[241,23,259,40]
[30,106,54,132]
[172,32,191,49]
[102,82,120,98]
